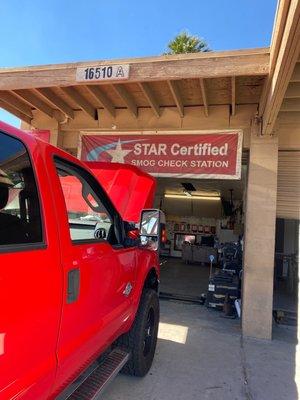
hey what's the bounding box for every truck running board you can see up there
[57,349,130,400]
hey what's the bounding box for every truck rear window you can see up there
[0,131,43,246]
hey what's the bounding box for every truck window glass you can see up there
[0,131,43,246]
[55,161,114,243]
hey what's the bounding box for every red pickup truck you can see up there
[0,122,163,399]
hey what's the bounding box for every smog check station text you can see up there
[131,142,230,168]
[81,132,241,178]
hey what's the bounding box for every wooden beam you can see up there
[260,0,300,135]
[278,110,300,123]
[36,87,74,119]
[139,82,160,117]
[284,82,300,97]
[199,78,208,117]
[0,91,33,118]
[0,48,270,91]
[47,104,254,137]
[113,84,138,118]
[281,97,300,110]
[13,89,54,118]
[269,0,291,72]
[60,86,97,119]
[259,0,291,114]
[0,99,32,124]
[290,62,300,81]
[231,77,236,116]
[85,85,115,118]
[168,80,184,117]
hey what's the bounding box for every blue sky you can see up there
[0,0,277,127]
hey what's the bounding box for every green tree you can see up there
[164,31,210,54]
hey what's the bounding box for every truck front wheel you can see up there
[118,288,159,377]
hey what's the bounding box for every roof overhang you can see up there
[0,48,269,125]
[0,48,269,90]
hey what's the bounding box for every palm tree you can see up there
[164,31,210,55]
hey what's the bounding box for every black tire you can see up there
[117,288,159,377]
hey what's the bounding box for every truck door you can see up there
[48,155,136,392]
[0,131,62,400]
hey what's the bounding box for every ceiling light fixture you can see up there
[165,194,221,201]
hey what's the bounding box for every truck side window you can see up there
[55,161,114,243]
[0,131,43,246]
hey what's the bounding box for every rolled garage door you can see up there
[277,151,300,220]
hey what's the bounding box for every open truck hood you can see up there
[86,162,156,223]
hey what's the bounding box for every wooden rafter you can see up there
[168,80,184,117]
[85,85,116,118]
[0,48,269,91]
[259,0,300,135]
[36,87,74,119]
[231,76,236,116]
[0,91,33,118]
[60,86,97,120]
[284,82,300,97]
[0,99,32,124]
[281,97,300,110]
[199,78,209,117]
[13,89,54,118]
[138,82,160,118]
[113,84,138,118]
[277,111,300,123]
[290,62,300,81]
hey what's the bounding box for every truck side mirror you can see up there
[139,209,165,251]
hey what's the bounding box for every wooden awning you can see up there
[0,48,269,125]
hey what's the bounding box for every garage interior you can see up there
[153,148,299,325]
[154,169,246,303]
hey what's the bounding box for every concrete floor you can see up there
[160,257,297,317]
[160,257,212,298]
[102,300,298,400]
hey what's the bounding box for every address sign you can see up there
[76,64,130,82]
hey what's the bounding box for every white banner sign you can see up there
[76,64,130,82]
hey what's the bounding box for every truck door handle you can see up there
[67,268,80,304]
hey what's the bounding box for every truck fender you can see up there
[129,254,159,327]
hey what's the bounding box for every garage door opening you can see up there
[273,220,299,327]
[154,168,247,306]
[273,151,300,328]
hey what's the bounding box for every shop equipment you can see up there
[206,270,240,309]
